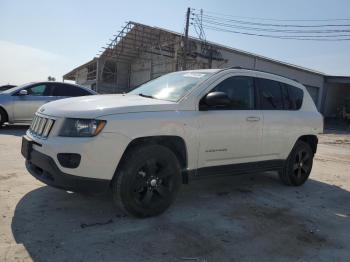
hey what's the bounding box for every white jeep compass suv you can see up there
[21,68,323,217]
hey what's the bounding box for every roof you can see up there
[325,75,350,84]
[64,21,336,79]
[177,69,221,73]
[63,58,98,80]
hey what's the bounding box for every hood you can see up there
[38,94,178,118]
[0,93,9,100]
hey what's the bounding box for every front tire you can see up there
[0,108,7,127]
[112,144,182,218]
[279,141,314,186]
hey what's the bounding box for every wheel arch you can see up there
[297,135,318,154]
[0,106,9,123]
[113,135,189,184]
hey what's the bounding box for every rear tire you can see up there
[279,141,314,186]
[112,144,182,218]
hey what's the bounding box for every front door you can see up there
[197,75,263,169]
[12,83,55,122]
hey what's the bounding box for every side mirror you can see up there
[19,90,28,96]
[203,91,231,107]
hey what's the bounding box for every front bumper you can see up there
[21,122,131,181]
[22,137,110,193]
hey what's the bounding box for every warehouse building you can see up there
[63,21,350,117]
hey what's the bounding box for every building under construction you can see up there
[63,21,350,118]
[63,21,227,93]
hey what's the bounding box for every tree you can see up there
[47,76,56,81]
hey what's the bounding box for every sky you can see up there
[0,0,350,85]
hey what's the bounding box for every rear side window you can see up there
[52,84,91,97]
[281,84,294,110]
[212,76,254,110]
[286,84,304,110]
[257,78,284,110]
[281,84,304,110]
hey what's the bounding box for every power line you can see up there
[193,14,207,40]
[191,9,350,41]
[200,18,350,34]
[201,14,350,28]
[203,10,350,22]
[201,24,350,41]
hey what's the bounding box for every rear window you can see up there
[281,84,293,110]
[257,78,304,110]
[257,78,284,110]
[284,84,304,110]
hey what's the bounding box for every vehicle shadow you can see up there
[0,124,28,137]
[11,173,350,261]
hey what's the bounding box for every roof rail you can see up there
[224,67,302,84]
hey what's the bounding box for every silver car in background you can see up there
[0,82,97,126]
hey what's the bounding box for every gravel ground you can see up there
[0,125,349,262]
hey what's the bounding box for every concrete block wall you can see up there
[130,52,175,88]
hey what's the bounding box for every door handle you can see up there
[246,116,260,122]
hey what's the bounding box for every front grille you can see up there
[29,115,55,139]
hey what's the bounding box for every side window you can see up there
[209,76,254,110]
[52,84,90,97]
[25,84,52,96]
[287,84,304,110]
[281,84,294,110]
[52,84,71,96]
[257,78,284,110]
[69,87,91,96]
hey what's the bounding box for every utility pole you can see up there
[96,58,100,93]
[199,9,203,40]
[183,7,190,70]
[209,46,213,69]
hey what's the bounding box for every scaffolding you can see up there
[64,21,226,93]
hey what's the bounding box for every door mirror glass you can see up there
[204,91,231,107]
[19,89,28,96]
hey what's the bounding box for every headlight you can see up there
[59,119,106,137]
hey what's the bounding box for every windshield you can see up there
[129,71,213,102]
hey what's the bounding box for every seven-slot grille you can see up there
[29,115,55,138]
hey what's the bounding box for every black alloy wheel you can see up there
[279,141,314,186]
[292,149,312,182]
[132,158,176,208]
[112,144,182,217]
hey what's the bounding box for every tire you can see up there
[112,144,182,218]
[0,108,7,127]
[279,140,314,186]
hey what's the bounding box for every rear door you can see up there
[197,74,263,169]
[256,77,294,159]
[12,83,55,122]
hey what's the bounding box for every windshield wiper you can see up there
[138,93,156,99]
